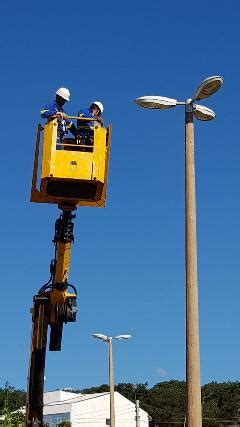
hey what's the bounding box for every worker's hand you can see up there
[56,112,68,120]
[96,116,103,124]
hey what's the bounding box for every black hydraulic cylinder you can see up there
[49,322,63,351]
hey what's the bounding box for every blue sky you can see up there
[1,0,240,391]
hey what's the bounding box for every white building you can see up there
[43,389,149,426]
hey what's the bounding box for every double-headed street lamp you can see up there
[93,333,132,427]
[135,76,224,427]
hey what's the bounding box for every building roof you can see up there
[44,390,80,405]
[44,390,111,408]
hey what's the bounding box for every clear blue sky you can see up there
[1,0,240,391]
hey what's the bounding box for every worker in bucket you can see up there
[41,87,77,148]
[76,101,104,149]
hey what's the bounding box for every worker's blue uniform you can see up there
[41,101,73,149]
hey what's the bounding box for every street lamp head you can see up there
[92,333,109,341]
[134,96,177,110]
[193,76,224,101]
[193,104,216,121]
[114,335,132,340]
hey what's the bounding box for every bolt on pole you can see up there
[185,100,202,427]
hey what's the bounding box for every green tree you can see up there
[9,411,25,426]
[0,383,25,417]
[148,380,186,423]
[202,381,240,426]
[79,384,109,394]
[57,422,71,427]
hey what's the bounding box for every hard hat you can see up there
[56,87,70,101]
[92,101,104,113]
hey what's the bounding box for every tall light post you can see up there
[93,333,132,427]
[134,76,224,427]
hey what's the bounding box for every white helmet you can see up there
[92,101,104,113]
[56,87,70,101]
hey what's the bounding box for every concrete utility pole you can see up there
[185,99,202,426]
[135,75,224,427]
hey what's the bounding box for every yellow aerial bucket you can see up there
[31,117,111,207]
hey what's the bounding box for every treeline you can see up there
[77,381,240,426]
[1,381,240,426]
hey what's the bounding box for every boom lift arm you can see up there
[26,207,77,426]
[26,117,111,426]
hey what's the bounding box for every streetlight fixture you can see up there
[193,75,224,101]
[135,96,177,109]
[134,75,223,427]
[92,333,132,427]
[193,104,216,121]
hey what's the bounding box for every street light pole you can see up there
[108,338,115,427]
[93,333,132,427]
[185,99,202,426]
[134,76,223,427]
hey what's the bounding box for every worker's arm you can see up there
[41,103,58,119]
[67,122,77,137]
[41,103,71,126]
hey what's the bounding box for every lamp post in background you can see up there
[93,333,132,427]
[135,76,224,427]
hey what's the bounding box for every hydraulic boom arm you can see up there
[26,207,77,426]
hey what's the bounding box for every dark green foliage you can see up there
[0,384,26,417]
[7,411,25,425]
[148,380,186,423]
[78,381,240,425]
[57,422,71,427]
[79,384,109,394]
[202,381,240,426]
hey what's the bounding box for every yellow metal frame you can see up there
[31,119,111,208]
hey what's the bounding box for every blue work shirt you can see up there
[41,100,69,120]
[41,100,73,136]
